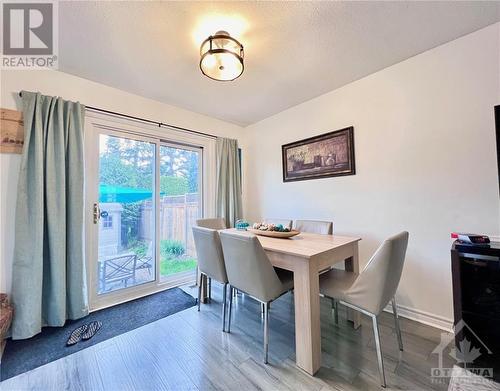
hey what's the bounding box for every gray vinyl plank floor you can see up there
[1,284,452,390]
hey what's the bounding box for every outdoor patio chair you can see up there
[100,254,138,292]
[136,242,154,275]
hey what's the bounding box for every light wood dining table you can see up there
[224,229,361,376]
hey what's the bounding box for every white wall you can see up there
[0,69,243,295]
[243,23,500,329]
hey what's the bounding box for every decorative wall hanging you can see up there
[0,108,24,154]
[282,126,355,182]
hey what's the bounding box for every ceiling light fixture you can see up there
[200,30,244,81]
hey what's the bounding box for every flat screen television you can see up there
[496,105,500,195]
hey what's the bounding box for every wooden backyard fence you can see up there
[139,193,199,257]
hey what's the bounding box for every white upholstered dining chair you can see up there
[219,230,294,364]
[195,218,227,300]
[294,219,333,235]
[192,226,229,331]
[196,218,226,230]
[319,231,409,388]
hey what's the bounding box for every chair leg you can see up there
[197,273,203,311]
[222,283,228,332]
[208,277,212,303]
[227,286,233,333]
[331,299,339,324]
[372,314,386,388]
[263,302,269,364]
[392,298,403,351]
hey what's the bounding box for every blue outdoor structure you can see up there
[99,184,154,203]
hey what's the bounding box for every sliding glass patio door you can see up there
[86,122,203,310]
[159,144,201,283]
[97,133,157,294]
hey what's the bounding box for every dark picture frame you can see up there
[282,126,355,182]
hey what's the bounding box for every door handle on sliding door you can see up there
[93,203,100,224]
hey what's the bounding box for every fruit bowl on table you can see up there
[247,222,300,239]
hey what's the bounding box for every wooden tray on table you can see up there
[246,228,300,239]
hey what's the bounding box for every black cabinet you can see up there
[451,241,500,380]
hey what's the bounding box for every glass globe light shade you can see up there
[200,31,244,81]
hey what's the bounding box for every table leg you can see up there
[293,259,321,375]
[344,243,361,329]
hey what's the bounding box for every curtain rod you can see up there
[18,91,218,139]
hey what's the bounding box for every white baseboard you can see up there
[384,303,453,332]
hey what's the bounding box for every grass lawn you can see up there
[160,257,197,276]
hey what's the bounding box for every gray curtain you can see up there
[11,91,88,339]
[215,138,242,228]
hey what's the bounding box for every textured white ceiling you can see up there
[59,1,500,126]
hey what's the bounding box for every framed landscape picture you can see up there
[282,126,355,182]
